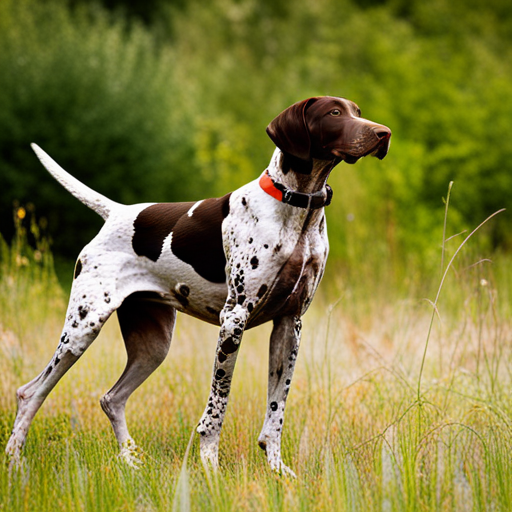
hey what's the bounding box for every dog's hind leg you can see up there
[258,315,302,478]
[100,293,176,467]
[5,278,119,464]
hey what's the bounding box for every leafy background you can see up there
[1,0,511,282]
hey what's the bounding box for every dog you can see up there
[6,96,390,476]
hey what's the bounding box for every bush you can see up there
[0,0,199,259]
[2,0,512,278]
[169,0,512,269]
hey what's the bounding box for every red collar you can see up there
[259,170,332,210]
[259,170,284,201]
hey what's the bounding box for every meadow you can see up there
[2,205,512,512]
[1,1,512,510]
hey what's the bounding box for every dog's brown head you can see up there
[267,96,391,164]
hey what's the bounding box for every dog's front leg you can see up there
[258,315,302,478]
[197,302,249,469]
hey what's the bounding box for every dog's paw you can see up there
[198,435,220,471]
[271,460,297,479]
[5,436,24,468]
[260,439,297,479]
[5,452,26,474]
[5,443,27,476]
[118,438,145,469]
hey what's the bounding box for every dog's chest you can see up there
[225,186,329,326]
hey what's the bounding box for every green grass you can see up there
[2,210,512,511]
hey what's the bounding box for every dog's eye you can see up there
[330,109,341,116]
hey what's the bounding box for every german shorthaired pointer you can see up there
[6,96,391,476]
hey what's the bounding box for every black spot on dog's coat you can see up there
[74,259,82,279]
[250,256,259,269]
[173,292,189,308]
[178,284,190,297]
[257,284,268,298]
[319,215,325,233]
[221,336,238,354]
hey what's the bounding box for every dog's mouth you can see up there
[343,154,360,164]
[340,134,391,165]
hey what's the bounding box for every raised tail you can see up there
[31,144,120,220]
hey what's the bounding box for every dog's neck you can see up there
[268,149,339,195]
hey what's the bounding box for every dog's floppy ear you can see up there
[266,97,319,161]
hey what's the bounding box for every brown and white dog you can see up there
[6,96,391,476]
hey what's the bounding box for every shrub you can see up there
[0,0,199,259]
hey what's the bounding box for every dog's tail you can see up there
[31,144,120,220]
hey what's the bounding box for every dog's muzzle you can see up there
[342,125,391,164]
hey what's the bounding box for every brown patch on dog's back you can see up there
[132,202,194,262]
[171,194,231,283]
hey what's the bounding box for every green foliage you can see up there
[151,0,512,274]
[0,205,64,331]
[168,0,512,269]
[1,0,512,271]
[0,0,199,258]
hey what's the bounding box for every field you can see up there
[1,0,512,510]
[2,220,512,512]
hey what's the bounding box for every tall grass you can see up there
[2,204,512,511]
[0,205,64,412]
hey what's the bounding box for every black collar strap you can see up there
[259,170,333,210]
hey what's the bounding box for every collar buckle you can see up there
[282,189,294,204]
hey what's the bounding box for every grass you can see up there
[2,205,512,511]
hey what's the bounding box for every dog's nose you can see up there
[373,126,391,140]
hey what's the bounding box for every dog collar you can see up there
[259,170,333,209]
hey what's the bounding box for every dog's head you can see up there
[267,96,391,164]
